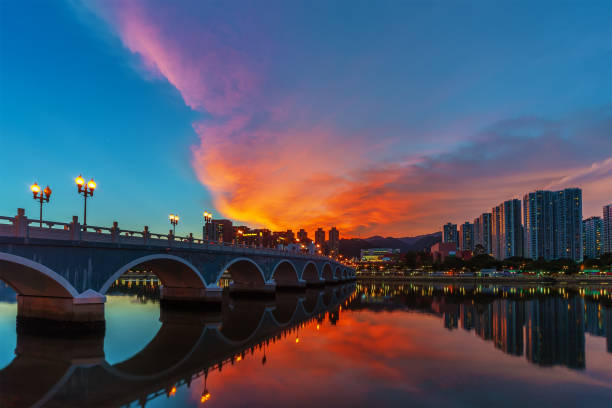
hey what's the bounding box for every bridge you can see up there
[0,209,355,332]
[0,284,356,408]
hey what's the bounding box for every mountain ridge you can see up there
[340,231,441,258]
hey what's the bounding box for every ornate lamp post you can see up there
[203,211,212,240]
[30,182,51,227]
[75,175,96,227]
[169,214,179,235]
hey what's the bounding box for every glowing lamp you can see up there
[75,175,84,186]
[30,182,40,194]
[87,179,96,190]
[43,185,52,197]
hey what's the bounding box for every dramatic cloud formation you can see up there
[84,1,612,236]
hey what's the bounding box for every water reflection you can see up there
[350,282,611,370]
[0,281,610,407]
[0,282,356,408]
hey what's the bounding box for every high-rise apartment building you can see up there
[315,228,326,247]
[523,190,555,260]
[459,222,474,252]
[329,227,340,255]
[601,204,612,254]
[583,216,603,259]
[554,188,582,262]
[603,204,612,255]
[442,223,459,250]
[297,228,308,242]
[492,199,523,260]
[523,188,583,262]
[473,213,492,255]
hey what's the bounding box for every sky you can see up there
[0,0,610,238]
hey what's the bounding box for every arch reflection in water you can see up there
[0,282,356,408]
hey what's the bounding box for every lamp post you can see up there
[30,182,51,227]
[203,211,212,240]
[75,174,96,227]
[169,214,179,235]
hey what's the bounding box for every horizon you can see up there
[1,1,610,238]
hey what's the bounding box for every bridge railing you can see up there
[0,209,351,266]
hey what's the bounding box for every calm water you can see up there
[0,280,611,407]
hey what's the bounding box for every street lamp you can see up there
[30,182,51,227]
[236,229,243,245]
[169,214,179,234]
[75,174,96,227]
[203,211,212,240]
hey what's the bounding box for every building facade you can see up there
[492,199,523,260]
[522,188,583,262]
[430,242,459,262]
[604,204,612,255]
[459,222,474,252]
[315,228,326,247]
[553,188,582,262]
[473,213,492,255]
[329,227,340,256]
[360,248,401,262]
[583,216,603,259]
[442,223,459,250]
[523,190,555,260]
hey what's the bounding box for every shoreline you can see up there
[355,275,611,285]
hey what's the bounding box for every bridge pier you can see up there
[229,282,276,297]
[16,290,105,335]
[305,278,325,287]
[159,285,223,309]
[275,279,307,290]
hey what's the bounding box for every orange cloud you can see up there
[87,2,612,237]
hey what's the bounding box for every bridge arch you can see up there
[216,257,267,288]
[301,261,320,283]
[271,260,299,286]
[321,263,334,281]
[0,252,79,298]
[99,254,207,295]
[334,266,342,280]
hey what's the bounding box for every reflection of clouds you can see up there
[0,303,17,371]
[185,311,611,407]
[85,1,611,235]
[104,295,161,365]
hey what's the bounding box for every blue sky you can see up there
[1,1,610,236]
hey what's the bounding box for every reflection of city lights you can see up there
[168,386,177,397]
[201,391,211,403]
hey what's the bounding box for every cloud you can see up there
[83,1,612,236]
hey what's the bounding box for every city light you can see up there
[200,391,211,403]
[75,174,96,226]
[169,214,179,234]
[30,182,51,227]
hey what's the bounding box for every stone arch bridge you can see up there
[0,210,354,331]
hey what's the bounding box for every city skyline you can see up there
[1,1,611,238]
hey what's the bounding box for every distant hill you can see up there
[339,231,441,258]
